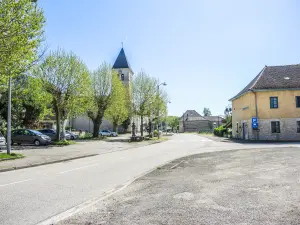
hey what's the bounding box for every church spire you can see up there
[112,47,131,70]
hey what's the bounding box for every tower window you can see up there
[121,74,125,81]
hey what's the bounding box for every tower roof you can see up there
[112,48,132,71]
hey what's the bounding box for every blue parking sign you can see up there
[252,117,258,129]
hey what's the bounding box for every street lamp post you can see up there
[6,75,12,154]
[157,82,166,139]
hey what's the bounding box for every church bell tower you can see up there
[112,47,133,86]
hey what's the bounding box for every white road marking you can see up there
[59,163,99,174]
[0,178,34,187]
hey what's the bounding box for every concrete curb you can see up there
[0,154,99,173]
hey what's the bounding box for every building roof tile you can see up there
[230,64,300,100]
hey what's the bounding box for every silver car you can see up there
[99,130,118,137]
[0,131,6,150]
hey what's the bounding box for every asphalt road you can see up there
[59,147,300,225]
[0,134,299,225]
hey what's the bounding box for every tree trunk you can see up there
[54,105,61,141]
[140,115,144,137]
[61,119,66,141]
[92,116,102,137]
[113,122,117,132]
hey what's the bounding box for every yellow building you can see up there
[229,64,300,141]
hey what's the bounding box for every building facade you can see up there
[230,64,300,141]
[179,110,224,132]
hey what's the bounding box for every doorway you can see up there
[242,123,246,140]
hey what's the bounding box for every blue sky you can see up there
[39,0,300,117]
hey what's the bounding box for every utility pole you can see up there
[7,75,11,154]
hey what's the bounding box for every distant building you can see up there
[179,110,224,132]
[230,64,300,140]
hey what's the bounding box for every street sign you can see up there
[252,117,258,129]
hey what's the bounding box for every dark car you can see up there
[11,129,51,146]
[38,129,56,140]
[38,129,71,140]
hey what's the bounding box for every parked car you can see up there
[38,129,56,140]
[38,129,71,140]
[65,131,79,140]
[11,129,51,146]
[0,131,6,150]
[99,130,118,137]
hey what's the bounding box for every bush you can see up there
[153,130,158,137]
[53,140,76,146]
[213,125,227,137]
[79,132,93,139]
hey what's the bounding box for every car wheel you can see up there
[71,136,75,140]
[34,139,40,146]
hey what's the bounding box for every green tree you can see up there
[0,0,45,81]
[105,74,129,132]
[203,107,212,116]
[132,70,156,137]
[87,62,115,137]
[166,116,179,132]
[224,105,232,123]
[33,49,91,140]
[18,76,52,128]
[0,75,51,128]
[0,0,45,153]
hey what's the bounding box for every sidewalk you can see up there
[0,140,150,172]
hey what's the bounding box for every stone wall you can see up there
[179,120,212,132]
[71,116,113,133]
[233,118,300,141]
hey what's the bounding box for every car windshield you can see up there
[29,130,43,135]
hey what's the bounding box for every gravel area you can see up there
[58,147,300,225]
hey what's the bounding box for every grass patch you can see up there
[0,153,24,160]
[53,140,76,146]
[79,133,107,141]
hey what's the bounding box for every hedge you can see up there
[213,125,227,137]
